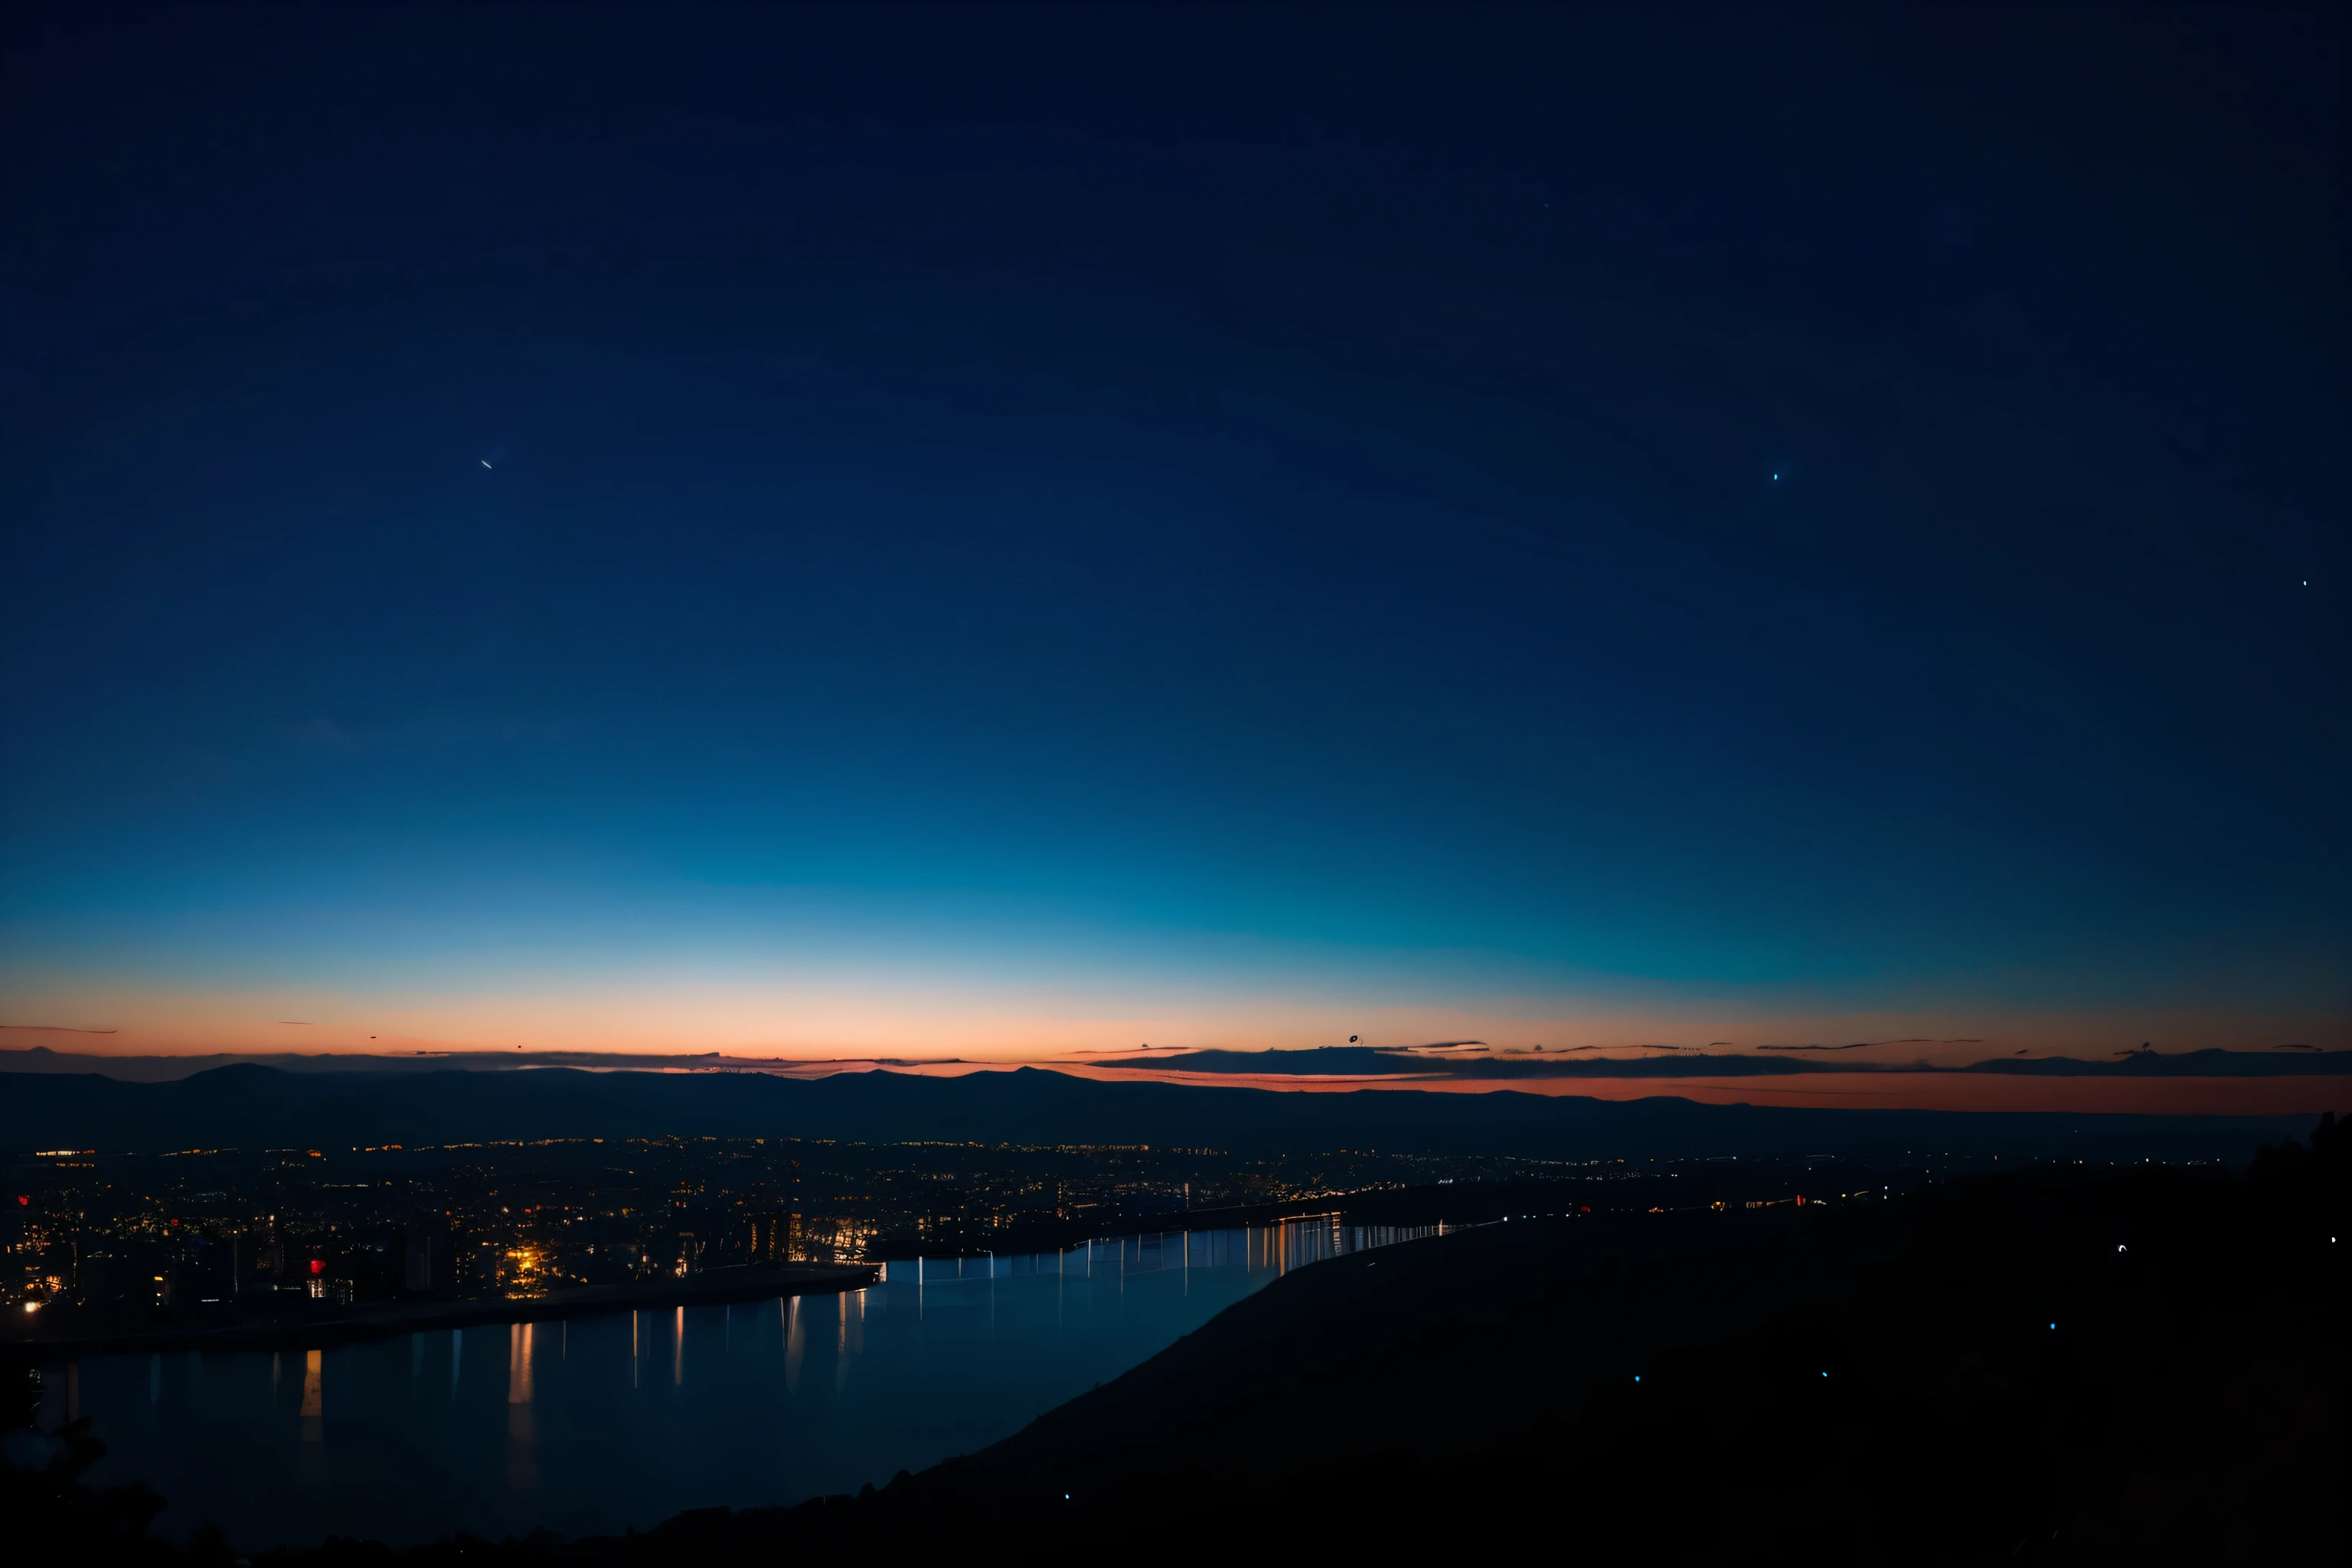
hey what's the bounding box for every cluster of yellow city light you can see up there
[501,1245,551,1297]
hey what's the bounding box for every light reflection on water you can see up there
[42,1219,1441,1550]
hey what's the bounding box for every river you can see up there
[36,1217,1440,1550]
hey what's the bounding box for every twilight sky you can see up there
[2,8,2344,1060]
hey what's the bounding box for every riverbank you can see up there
[1,1261,877,1361]
[325,1132,2352,1559]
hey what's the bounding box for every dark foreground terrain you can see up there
[13,1116,2344,1565]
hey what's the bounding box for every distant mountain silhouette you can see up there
[0,1063,2317,1165]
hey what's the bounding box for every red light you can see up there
[310,1259,325,1276]
[13,1196,24,1207]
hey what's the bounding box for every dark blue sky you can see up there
[2,7,2342,1056]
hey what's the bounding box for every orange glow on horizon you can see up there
[3,985,2342,1116]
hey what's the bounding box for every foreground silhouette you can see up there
[13,1116,2343,1564]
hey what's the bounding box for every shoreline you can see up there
[0,1260,878,1361]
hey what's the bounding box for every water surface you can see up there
[47,1220,1433,1550]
